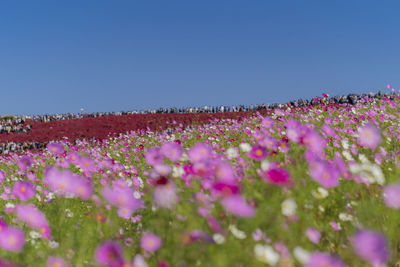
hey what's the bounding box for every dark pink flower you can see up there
[94,240,124,267]
[259,166,291,186]
[247,146,267,160]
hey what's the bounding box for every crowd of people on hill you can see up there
[0,117,32,134]
[0,91,394,154]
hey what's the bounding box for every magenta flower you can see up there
[0,226,25,252]
[12,181,35,201]
[94,240,124,266]
[188,143,212,163]
[258,166,291,186]
[309,160,340,188]
[221,195,255,218]
[141,232,162,252]
[358,123,381,149]
[383,183,400,209]
[306,227,321,244]
[47,257,66,267]
[17,155,32,170]
[212,182,240,197]
[47,142,64,156]
[353,230,389,266]
[160,142,182,162]
[247,146,267,160]
[306,252,344,267]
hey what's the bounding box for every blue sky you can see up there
[0,0,399,115]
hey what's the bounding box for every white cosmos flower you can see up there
[239,143,252,153]
[261,159,270,171]
[213,233,225,244]
[312,187,329,199]
[228,225,246,239]
[226,147,239,159]
[281,198,297,216]
[293,246,310,264]
[254,244,280,265]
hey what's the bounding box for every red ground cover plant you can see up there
[0,111,267,144]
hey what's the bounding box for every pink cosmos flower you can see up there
[214,162,236,182]
[358,123,381,149]
[153,183,178,209]
[44,168,93,200]
[47,142,64,156]
[247,146,267,160]
[192,160,213,178]
[47,257,66,267]
[15,204,51,239]
[160,142,182,162]
[309,160,340,188]
[101,185,144,213]
[306,252,344,267]
[188,143,212,163]
[141,233,162,252]
[0,226,25,252]
[145,147,164,166]
[221,195,255,218]
[18,155,32,170]
[302,129,326,154]
[12,181,35,201]
[66,152,81,165]
[78,157,96,173]
[0,170,6,183]
[306,227,321,244]
[261,137,278,151]
[353,230,390,267]
[383,183,400,209]
[94,240,124,267]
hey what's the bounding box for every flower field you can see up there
[0,95,399,266]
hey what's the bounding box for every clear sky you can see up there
[0,0,399,115]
